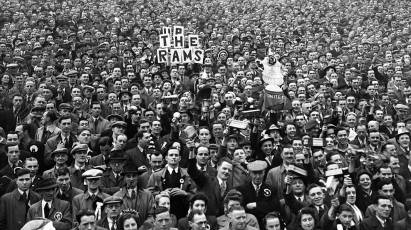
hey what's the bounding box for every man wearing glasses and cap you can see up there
[72,168,109,223]
[96,196,123,230]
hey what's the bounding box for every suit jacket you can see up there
[394,217,411,230]
[265,164,287,199]
[72,190,109,222]
[35,126,61,142]
[44,134,78,167]
[88,116,111,135]
[229,163,250,188]
[113,187,155,226]
[96,217,111,230]
[237,182,283,225]
[27,198,72,227]
[125,146,150,169]
[0,189,41,230]
[359,215,393,230]
[101,169,124,195]
[187,158,231,216]
[68,165,91,190]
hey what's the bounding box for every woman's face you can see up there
[1,75,10,84]
[359,174,371,190]
[123,218,138,230]
[266,217,281,230]
[300,214,315,230]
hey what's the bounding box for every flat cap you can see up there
[82,169,103,179]
[112,121,127,128]
[394,104,409,110]
[58,103,73,110]
[247,160,267,172]
[103,196,123,205]
[71,144,88,154]
[51,148,69,158]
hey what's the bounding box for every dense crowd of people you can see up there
[1,0,411,229]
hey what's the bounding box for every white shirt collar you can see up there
[167,166,178,174]
[197,163,206,171]
[18,188,27,196]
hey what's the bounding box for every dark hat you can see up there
[112,121,127,129]
[36,178,58,191]
[82,169,103,179]
[108,149,128,162]
[58,103,73,110]
[103,196,123,205]
[31,106,46,114]
[107,114,124,121]
[15,168,31,177]
[119,91,132,98]
[122,162,139,175]
[56,75,68,82]
[71,144,88,155]
[51,148,69,158]
[247,160,267,172]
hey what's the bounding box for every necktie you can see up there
[44,203,50,218]
[318,206,324,217]
[91,194,96,202]
[111,220,116,230]
[298,197,302,202]
[23,192,29,215]
[64,137,70,148]
[131,190,136,199]
[255,186,260,197]
[94,119,99,132]
[220,181,226,197]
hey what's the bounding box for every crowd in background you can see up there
[1,0,411,229]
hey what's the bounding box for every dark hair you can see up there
[5,141,19,152]
[375,178,394,191]
[76,209,95,224]
[306,183,322,195]
[263,211,285,230]
[98,136,112,146]
[117,213,139,230]
[22,123,37,139]
[189,193,208,209]
[55,167,71,177]
[217,157,233,167]
[58,115,72,123]
[223,189,243,205]
[337,204,354,215]
[296,207,317,228]
[46,110,59,122]
[374,195,391,205]
[153,206,169,218]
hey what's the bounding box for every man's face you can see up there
[41,188,55,202]
[7,145,20,163]
[375,199,393,219]
[85,177,101,190]
[56,174,71,191]
[16,174,31,191]
[190,213,208,230]
[150,154,163,171]
[379,184,394,199]
[105,202,121,219]
[25,160,39,176]
[217,161,233,180]
[139,133,151,147]
[78,215,96,230]
[7,133,19,143]
[166,149,181,167]
[282,148,294,164]
[196,147,210,166]
[13,96,23,107]
[308,187,324,206]
[192,200,206,212]
[154,212,171,230]
[346,187,356,204]
[59,118,72,133]
[338,210,354,227]
[229,210,247,230]
[379,168,393,180]
[291,178,305,195]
